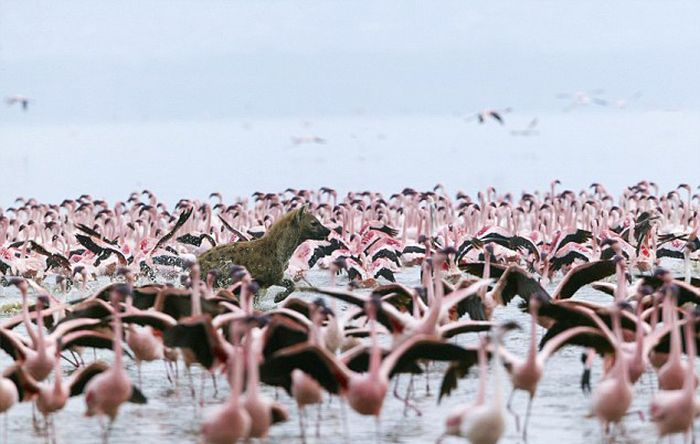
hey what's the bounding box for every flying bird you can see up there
[5,95,31,111]
[467,107,512,125]
[556,90,608,111]
[510,118,539,136]
[291,136,326,145]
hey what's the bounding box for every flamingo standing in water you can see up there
[83,284,140,442]
[439,323,512,444]
[264,293,482,443]
[649,308,698,439]
[36,346,114,443]
[201,322,251,444]
[500,294,611,440]
[587,301,633,437]
[241,319,289,440]
[0,370,18,444]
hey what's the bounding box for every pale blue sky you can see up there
[1,1,699,205]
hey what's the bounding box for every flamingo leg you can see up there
[316,403,322,438]
[70,349,82,366]
[163,360,173,385]
[102,419,114,444]
[375,416,382,444]
[199,371,206,407]
[298,405,307,444]
[339,397,349,444]
[424,362,431,395]
[392,375,401,399]
[211,373,219,398]
[186,366,195,399]
[31,402,39,431]
[647,370,656,395]
[396,375,422,417]
[507,389,520,432]
[522,395,534,441]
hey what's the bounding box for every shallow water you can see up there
[0,265,689,444]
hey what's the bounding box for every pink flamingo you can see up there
[201,322,251,444]
[241,321,289,439]
[649,308,697,439]
[83,284,139,442]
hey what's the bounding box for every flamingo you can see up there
[649,308,697,439]
[439,323,512,444]
[83,284,143,442]
[201,322,251,444]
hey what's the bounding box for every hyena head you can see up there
[294,206,330,241]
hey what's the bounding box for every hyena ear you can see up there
[294,205,307,224]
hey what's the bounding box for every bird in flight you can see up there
[291,135,326,146]
[467,107,512,125]
[612,91,643,109]
[510,118,539,136]
[556,90,608,111]
[5,95,31,111]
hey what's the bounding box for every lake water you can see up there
[0,263,689,444]
[2,110,700,208]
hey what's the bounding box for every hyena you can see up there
[198,206,330,301]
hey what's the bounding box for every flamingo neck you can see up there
[411,293,420,318]
[112,309,124,370]
[491,334,504,406]
[612,308,623,343]
[245,333,259,398]
[634,303,644,361]
[191,281,202,316]
[479,253,491,299]
[230,346,244,406]
[475,343,487,404]
[423,265,443,332]
[483,254,491,280]
[669,303,681,361]
[613,336,630,385]
[683,315,696,391]
[401,214,408,245]
[310,310,325,349]
[53,352,63,391]
[527,306,538,363]
[21,293,37,347]
[36,306,46,351]
[615,265,626,302]
[368,313,381,378]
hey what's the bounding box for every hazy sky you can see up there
[1,1,699,205]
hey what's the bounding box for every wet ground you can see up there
[0,265,686,444]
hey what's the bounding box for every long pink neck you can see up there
[53,351,63,392]
[191,282,202,316]
[683,314,696,391]
[21,292,37,346]
[669,303,681,362]
[310,309,324,349]
[113,307,124,370]
[36,305,46,352]
[475,341,487,404]
[633,302,644,362]
[244,332,259,398]
[368,311,381,378]
[614,264,625,302]
[423,262,443,331]
[228,323,244,406]
[527,304,538,363]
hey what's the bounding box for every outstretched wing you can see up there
[151,207,193,254]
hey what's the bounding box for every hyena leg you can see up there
[274,278,296,303]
